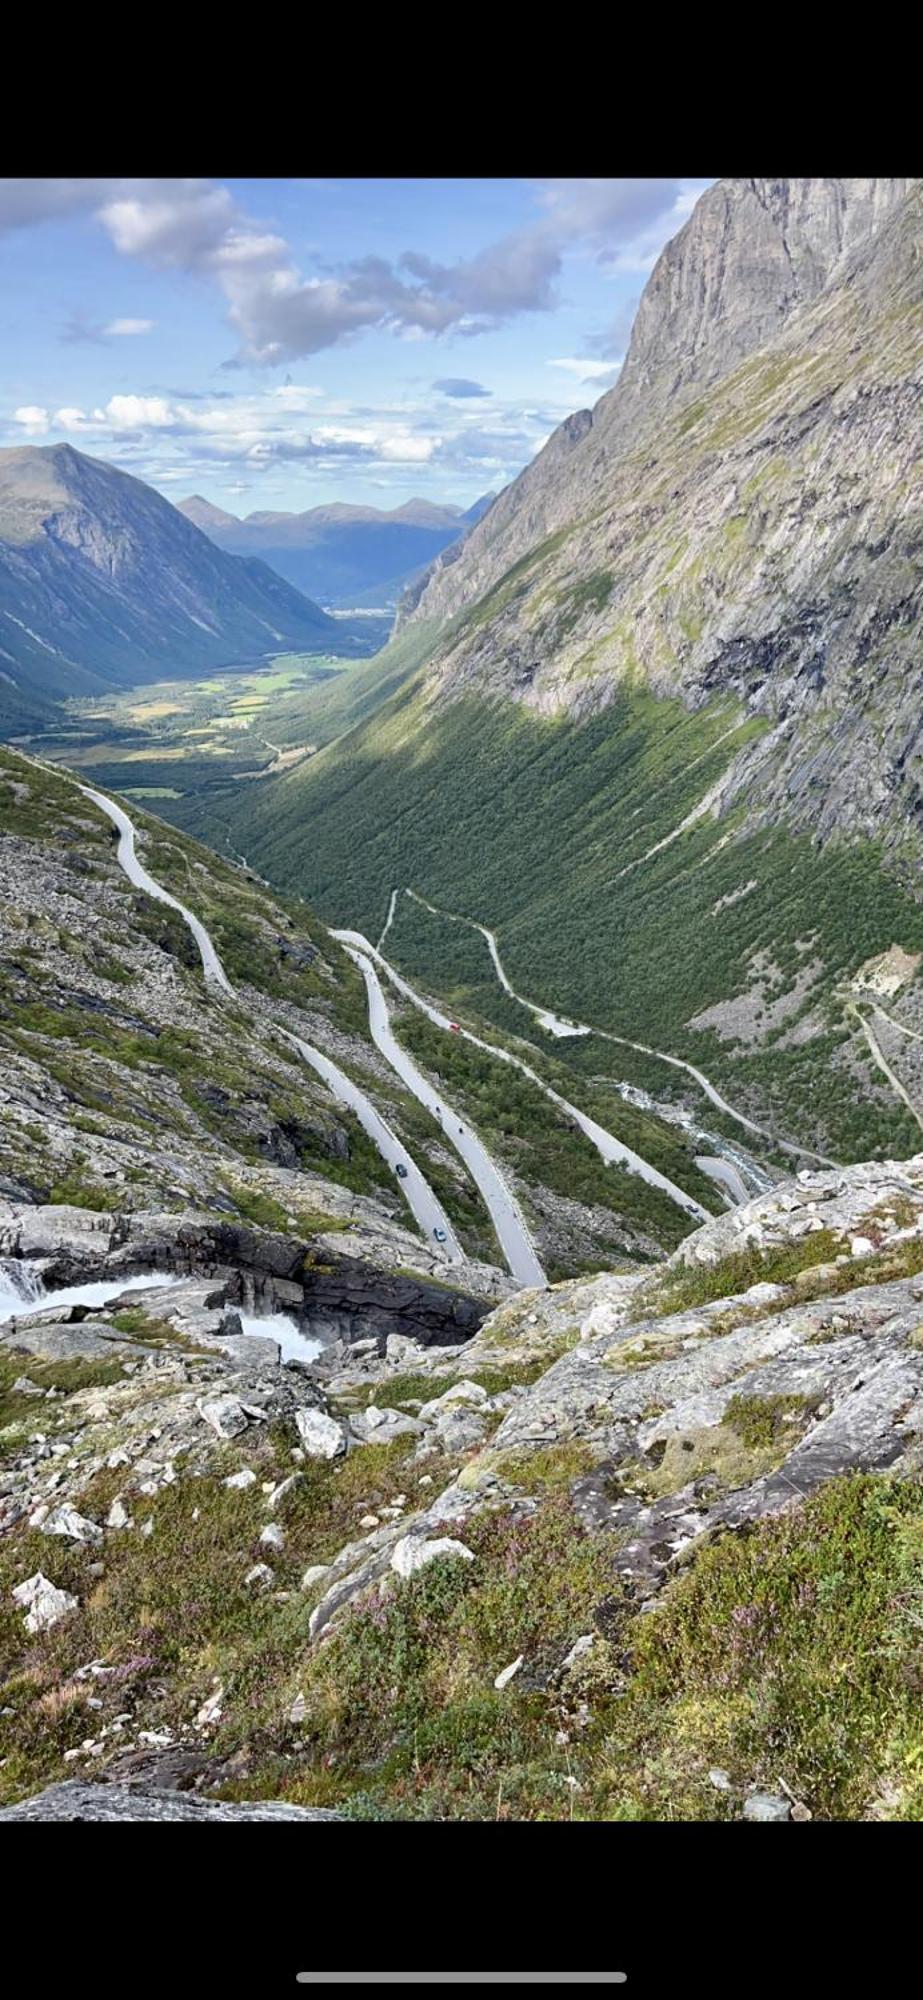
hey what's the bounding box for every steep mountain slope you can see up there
[0,743,510,1277]
[201,178,923,1166]
[409,177,915,631]
[0,446,356,727]
[1,747,731,1281]
[179,491,497,609]
[402,179,922,852]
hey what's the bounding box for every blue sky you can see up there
[0,178,714,515]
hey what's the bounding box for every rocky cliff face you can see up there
[404,178,922,852]
[411,177,915,628]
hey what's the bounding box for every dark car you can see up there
[395,1163,408,1180]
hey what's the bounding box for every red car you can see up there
[449,1022,460,1032]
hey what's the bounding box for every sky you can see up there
[0,178,715,516]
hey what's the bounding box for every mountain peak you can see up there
[177,493,239,531]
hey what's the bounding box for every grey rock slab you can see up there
[390,1535,474,1579]
[40,1505,103,1544]
[197,1394,251,1440]
[348,1405,423,1444]
[742,1792,791,1822]
[0,1781,343,1821]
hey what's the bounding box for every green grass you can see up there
[195,677,923,1164]
[0,1353,129,1453]
[646,1229,846,1313]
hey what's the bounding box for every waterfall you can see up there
[0,1260,45,1321]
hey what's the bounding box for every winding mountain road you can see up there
[403,889,839,1169]
[332,928,711,1225]
[79,788,465,1266]
[342,944,546,1288]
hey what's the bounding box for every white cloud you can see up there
[99,394,177,429]
[0,176,711,366]
[13,405,49,434]
[54,407,93,430]
[378,434,439,462]
[548,357,621,380]
[103,318,154,337]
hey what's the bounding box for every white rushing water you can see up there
[238,1309,324,1364]
[0,1262,325,1365]
[0,1266,184,1323]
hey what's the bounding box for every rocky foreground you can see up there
[2,1156,922,1820]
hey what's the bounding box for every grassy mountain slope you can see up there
[208,678,923,1163]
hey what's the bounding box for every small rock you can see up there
[358,1514,380,1530]
[195,1687,224,1728]
[742,1791,791,1822]
[294,1408,348,1460]
[494,1655,524,1691]
[12,1376,45,1397]
[301,1565,331,1592]
[418,1380,489,1423]
[244,1563,274,1591]
[349,1406,420,1444]
[224,1468,257,1490]
[12,1572,78,1634]
[260,1524,285,1552]
[140,1519,154,1539]
[268,1473,302,1510]
[708,1768,732,1792]
[850,1236,875,1258]
[197,1395,250,1440]
[391,1536,474,1580]
[288,1692,307,1725]
[562,1634,596,1671]
[40,1505,102,1545]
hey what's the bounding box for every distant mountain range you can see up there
[177,491,498,609]
[0,445,369,727]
